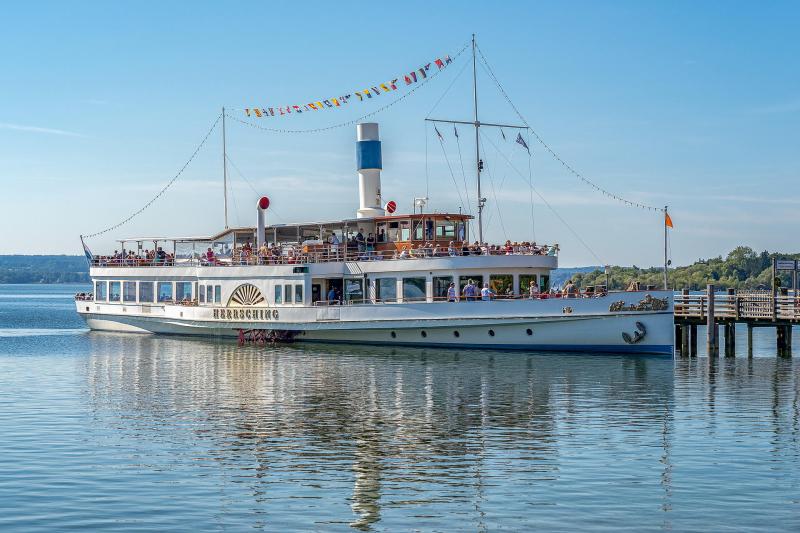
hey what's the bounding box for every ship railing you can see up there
[90,244,559,268]
[311,292,611,306]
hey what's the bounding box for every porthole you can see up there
[390,331,397,338]
[421,331,427,338]
[488,329,495,337]
[526,328,533,336]
[453,331,460,338]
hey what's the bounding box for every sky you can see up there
[0,1,798,267]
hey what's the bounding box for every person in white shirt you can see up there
[528,280,540,299]
[328,232,340,259]
[480,283,495,301]
[447,282,458,302]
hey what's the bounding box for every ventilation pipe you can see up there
[256,196,269,249]
[356,122,383,218]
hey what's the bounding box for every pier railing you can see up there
[674,290,800,322]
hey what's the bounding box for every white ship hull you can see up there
[77,291,674,355]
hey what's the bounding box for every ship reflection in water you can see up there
[78,334,692,529]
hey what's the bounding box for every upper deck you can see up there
[92,211,558,270]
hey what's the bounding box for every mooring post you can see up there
[681,325,690,356]
[725,288,736,356]
[724,323,736,357]
[777,325,792,358]
[707,284,717,356]
[747,323,754,358]
[690,324,698,356]
[777,325,786,356]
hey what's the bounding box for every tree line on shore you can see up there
[570,246,799,291]
[0,255,89,284]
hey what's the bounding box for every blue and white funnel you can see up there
[356,122,383,218]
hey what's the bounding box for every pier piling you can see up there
[724,323,736,357]
[706,284,718,357]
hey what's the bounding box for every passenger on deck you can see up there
[463,279,478,302]
[377,228,386,242]
[528,280,540,299]
[355,229,366,252]
[563,280,578,298]
[461,242,470,256]
[257,243,269,264]
[448,241,458,256]
[366,233,376,255]
[328,232,340,259]
[481,283,495,301]
[205,247,215,265]
[327,287,337,305]
[447,282,458,302]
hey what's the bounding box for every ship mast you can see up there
[426,34,526,244]
[471,34,483,243]
[222,106,229,229]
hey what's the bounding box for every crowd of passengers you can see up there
[442,278,606,302]
[92,247,175,266]
[202,233,557,266]
[91,230,557,267]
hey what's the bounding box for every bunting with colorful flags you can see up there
[243,54,453,118]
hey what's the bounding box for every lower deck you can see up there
[77,290,675,355]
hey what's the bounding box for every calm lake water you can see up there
[0,284,798,531]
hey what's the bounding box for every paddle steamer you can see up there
[76,119,673,355]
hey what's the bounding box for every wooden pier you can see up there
[674,285,797,357]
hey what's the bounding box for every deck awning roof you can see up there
[118,212,474,243]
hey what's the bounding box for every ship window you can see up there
[345,279,364,303]
[294,285,303,304]
[387,221,400,241]
[376,278,397,302]
[157,282,173,302]
[376,222,388,242]
[490,275,513,298]
[456,222,466,241]
[95,281,107,302]
[284,284,292,304]
[436,221,456,239]
[539,274,550,292]
[199,285,205,303]
[206,285,213,303]
[399,221,410,241]
[109,281,121,302]
[413,220,424,241]
[138,282,154,303]
[214,285,221,303]
[433,276,453,300]
[520,275,537,297]
[176,282,193,302]
[274,285,282,304]
[403,277,426,302]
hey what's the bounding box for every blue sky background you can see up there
[1,1,798,266]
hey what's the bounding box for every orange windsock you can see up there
[665,212,674,228]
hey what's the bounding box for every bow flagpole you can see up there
[664,206,673,289]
